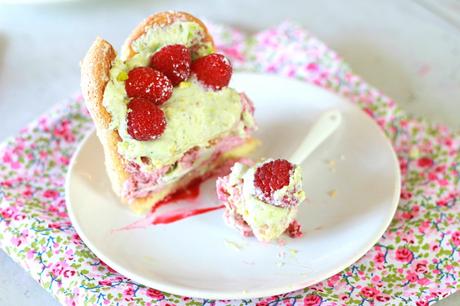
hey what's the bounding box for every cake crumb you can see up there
[224,239,244,251]
[288,248,298,256]
[327,189,337,198]
[326,159,336,172]
[287,220,303,238]
[277,239,287,246]
[277,251,286,259]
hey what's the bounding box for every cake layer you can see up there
[129,137,259,214]
[122,134,249,201]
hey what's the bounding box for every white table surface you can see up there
[0,0,459,305]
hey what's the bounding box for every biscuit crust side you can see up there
[80,37,128,198]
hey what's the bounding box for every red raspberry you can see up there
[286,220,303,238]
[191,53,232,90]
[127,98,166,141]
[254,159,293,199]
[150,44,192,86]
[125,67,172,105]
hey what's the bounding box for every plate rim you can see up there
[66,72,401,300]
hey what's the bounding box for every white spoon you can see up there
[290,109,342,165]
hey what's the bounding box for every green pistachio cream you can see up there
[103,21,254,171]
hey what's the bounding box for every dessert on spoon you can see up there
[217,110,342,242]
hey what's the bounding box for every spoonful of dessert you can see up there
[216,109,342,242]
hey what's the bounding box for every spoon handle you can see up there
[290,109,342,165]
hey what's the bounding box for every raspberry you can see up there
[125,67,173,105]
[191,53,232,90]
[127,98,166,141]
[286,220,303,238]
[150,44,192,86]
[254,159,293,199]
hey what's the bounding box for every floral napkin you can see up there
[0,22,459,306]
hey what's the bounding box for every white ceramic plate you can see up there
[66,72,400,300]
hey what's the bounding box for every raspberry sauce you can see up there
[151,177,203,213]
[149,176,224,225]
[152,205,225,225]
[114,175,225,232]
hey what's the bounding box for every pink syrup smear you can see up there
[151,176,226,224]
[152,205,225,225]
[114,174,226,232]
[150,176,206,213]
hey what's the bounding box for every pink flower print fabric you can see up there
[0,22,459,305]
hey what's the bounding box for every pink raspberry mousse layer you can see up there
[216,159,306,242]
[122,134,250,201]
